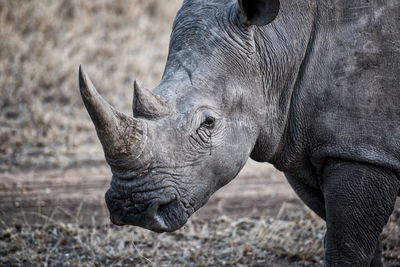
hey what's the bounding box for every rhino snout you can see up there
[105,184,187,232]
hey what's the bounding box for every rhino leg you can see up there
[284,173,326,220]
[321,159,399,267]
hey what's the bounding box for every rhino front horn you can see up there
[79,65,144,160]
[133,80,169,119]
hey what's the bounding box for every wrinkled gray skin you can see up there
[79,0,400,266]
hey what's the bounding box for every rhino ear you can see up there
[238,0,280,26]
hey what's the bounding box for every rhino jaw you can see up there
[105,187,188,232]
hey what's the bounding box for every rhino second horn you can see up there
[79,65,144,160]
[133,80,169,119]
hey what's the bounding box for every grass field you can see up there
[0,0,180,171]
[0,0,399,266]
[1,203,399,266]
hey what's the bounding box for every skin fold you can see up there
[79,0,400,266]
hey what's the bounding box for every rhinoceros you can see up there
[79,0,400,266]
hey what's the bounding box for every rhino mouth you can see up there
[105,183,189,232]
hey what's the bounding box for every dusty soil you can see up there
[0,161,303,226]
[1,161,399,266]
[0,161,318,266]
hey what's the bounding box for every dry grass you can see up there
[0,0,181,171]
[1,206,399,266]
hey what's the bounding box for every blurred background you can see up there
[0,0,181,171]
[0,1,399,266]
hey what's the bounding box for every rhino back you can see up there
[281,0,400,179]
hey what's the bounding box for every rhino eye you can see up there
[201,116,216,129]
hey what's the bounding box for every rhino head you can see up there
[80,0,280,232]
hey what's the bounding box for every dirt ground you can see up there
[0,161,318,266]
[0,161,301,226]
[1,161,399,266]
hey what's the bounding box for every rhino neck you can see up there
[250,0,318,167]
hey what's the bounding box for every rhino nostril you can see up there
[157,202,170,214]
[153,195,175,218]
[134,203,147,213]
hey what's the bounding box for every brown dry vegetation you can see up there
[1,208,399,266]
[0,0,181,171]
[0,0,399,266]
